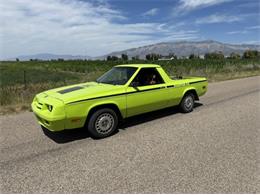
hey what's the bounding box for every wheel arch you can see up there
[182,88,199,101]
[84,102,123,126]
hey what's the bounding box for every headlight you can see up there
[46,104,53,112]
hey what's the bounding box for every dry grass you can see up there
[1,70,259,115]
[1,59,259,115]
[0,104,31,115]
[206,70,260,82]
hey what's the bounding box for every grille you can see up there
[35,99,43,110]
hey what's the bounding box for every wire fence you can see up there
[1,58,260,86]
[0,68,86,88]
[0,60,259,106]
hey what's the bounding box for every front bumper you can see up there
[33,111,65,131]
[31,94,66,131]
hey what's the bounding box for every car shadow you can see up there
[41,126,90,144]
[42,102,203,144]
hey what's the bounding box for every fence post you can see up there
[23,70,27,89]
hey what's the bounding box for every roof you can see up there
[115,64,161,68]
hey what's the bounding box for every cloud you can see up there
[142,8,159,17]
[237,1,260,9]
[246,25,260,30]
[227,30,248,35]
[242,40,260,45]
[174,0,233,15]
[227,25,260,35]
[195,14,242,24]
[0,0,198,58]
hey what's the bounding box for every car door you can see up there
[126,67,169,117]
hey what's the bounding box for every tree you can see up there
[229,52,240,59]
[121,54,128,61]
[168,53,177,59]
[243,50,259,59]
[218,52,225,59]
[16,58,19,62]
[106,55,119,61]
[30,58,39,61]
[146,53,161,60]
[107,56,112,61]
[111,56,119,61]
[189,54,200,59]
[204,51,224,59]
[146,54,151,60]
[132,55,139,60]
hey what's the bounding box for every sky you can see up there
[0,0,259,58]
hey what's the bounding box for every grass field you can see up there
[0,59,260,114]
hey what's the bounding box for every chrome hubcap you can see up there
[185,96,193,109]
[95,113,114,134]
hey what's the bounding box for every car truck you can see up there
[32,64,207,138]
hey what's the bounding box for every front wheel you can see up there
[179,93,195,113]
[87,108,118,138]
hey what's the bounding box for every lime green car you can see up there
[32,64,207,138]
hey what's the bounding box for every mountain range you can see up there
[101,40,260,59]
[9,53,91,61]
[6,40,260,61]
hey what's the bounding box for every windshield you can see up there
[96,67,137,85]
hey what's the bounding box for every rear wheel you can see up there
[87,108,118,138]
[180,93,195,113]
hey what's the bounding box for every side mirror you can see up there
[130,81,139,88]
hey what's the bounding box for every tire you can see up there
[179,93,195,113]
[87,108,118,138]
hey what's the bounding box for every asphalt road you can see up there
[1,76,260,193]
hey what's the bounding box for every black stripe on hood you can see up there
[58,86,84,94]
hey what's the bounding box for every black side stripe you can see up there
[167,85,175,88]
[189,80,207,84]
[67,86,166,104]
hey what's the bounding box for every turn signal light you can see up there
[46,104,53,112]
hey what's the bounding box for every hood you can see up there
[42,82,126,104]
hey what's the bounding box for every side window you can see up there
[132,68,164,86]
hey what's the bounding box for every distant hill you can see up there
[99,40,260,59]
[5,40,260,61]
[8,53,91,61]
